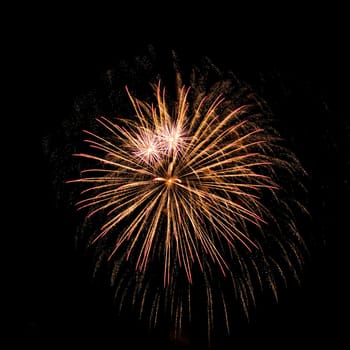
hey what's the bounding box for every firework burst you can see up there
[67,57,309,346]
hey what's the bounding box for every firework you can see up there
[67,56,308,346]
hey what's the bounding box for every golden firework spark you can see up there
[68,70,308,345]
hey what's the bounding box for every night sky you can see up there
[11,8,349,349]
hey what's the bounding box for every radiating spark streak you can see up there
[72,152,153,176]
[179,187,258,256]
[74,181,155,214]
[135,191,167,272]
[186,105,246,154]
[99,186,161,233]
[185,129,263,171]
[173,190,229,277]
[171,190,207,282]
[175,182,264,226]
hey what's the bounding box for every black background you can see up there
[10,6,349,349]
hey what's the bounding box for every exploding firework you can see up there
[66,52,309,346]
